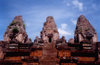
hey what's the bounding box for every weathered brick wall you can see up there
[61,63,76,65]
[78,57,95,61]
[58,50,71,58]
[22,62,39,65]
[30,50,42,57]
[5,56,22,61]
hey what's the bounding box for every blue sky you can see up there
[0,0,100,42]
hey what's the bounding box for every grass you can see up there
[12,27,19,33]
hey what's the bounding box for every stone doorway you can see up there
[47,34,53,43]
[48,37,52,43]
[49,37,52,43]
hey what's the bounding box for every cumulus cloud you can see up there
[61,24,67,30]
[72,0,83,11]
[58,23,72,37]
[71,19,77,25]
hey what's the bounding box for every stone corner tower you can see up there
[74,15,98,43]
[40,16,59,43]
[4,15,29,43]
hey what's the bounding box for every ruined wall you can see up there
[30,50,42,57]
[0,15,100,65]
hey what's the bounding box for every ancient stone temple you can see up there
[0,15,100,65]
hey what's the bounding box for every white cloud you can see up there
[58,28,71,36]
[58,24,72,37]
[61,24,67,30]
[71,19,77,25]
[67,3,70,6]
[72,0,83,11]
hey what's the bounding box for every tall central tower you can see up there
[40,16,59,43]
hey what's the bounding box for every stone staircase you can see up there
[39,43,59,65]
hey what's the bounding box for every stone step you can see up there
[42,49,57,56]
[40,43,59,65]
[43,43,56,49]
[42,43,57,56]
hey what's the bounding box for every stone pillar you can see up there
[78,34,83,43]
[92,34,98,43]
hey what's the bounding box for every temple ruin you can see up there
[0,15,100,65]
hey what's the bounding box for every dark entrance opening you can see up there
[49,37,52,43]
[75,34,79,43]
[86,37,91,41]
[86,33,92,41]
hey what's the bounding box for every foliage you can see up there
[10,21,19,26]
[54,29,57,32]
[54,28,56,31]
[12,27,19,33]
[23,21,26,29]
[47,28,51,30]
[29,38,32,41]
[23,23,26,29]
[44,22,46,26]
[85,27,89,31]
[78,30,82,33]
[78,27,82,33]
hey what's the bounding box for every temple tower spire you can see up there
[40,16,59,43]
